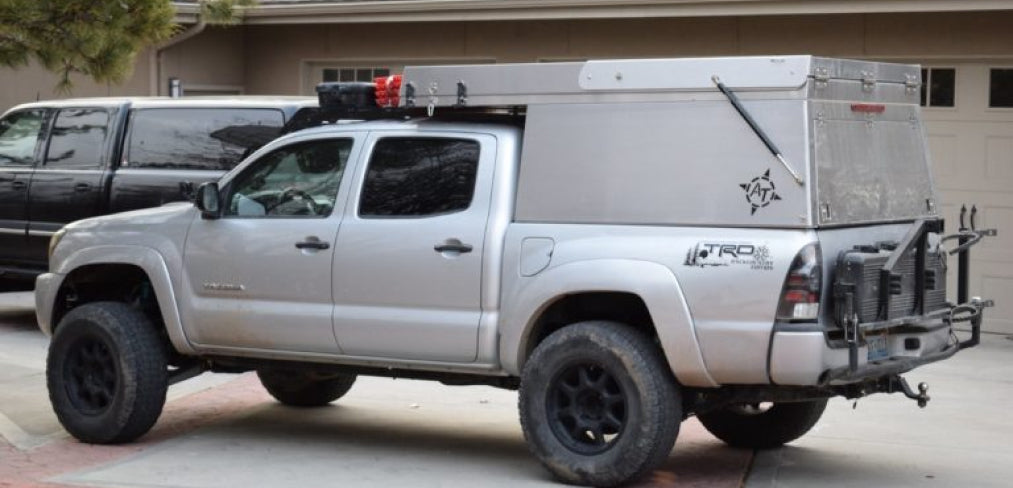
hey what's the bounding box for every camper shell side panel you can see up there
[514,100,812,228]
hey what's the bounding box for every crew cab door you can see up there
[181,134,361,353]
[332,132,495,362]
[26,107,112,265]
[0,109,48,267]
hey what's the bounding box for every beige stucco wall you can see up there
[0,53,152,114]
[0,26,244,113]
[158,26,246,95]
[240,11,1013,96]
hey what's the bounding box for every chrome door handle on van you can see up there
[295,236,330,250]
[434,239,473,254]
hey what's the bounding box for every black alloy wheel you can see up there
[546,363,628,455]
[63,334,119,415]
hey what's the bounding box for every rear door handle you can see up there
[434,239,473,254]
[74,183,92,192]
[295,236,330,250]
[11,181,26,190]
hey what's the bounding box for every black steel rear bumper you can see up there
[827,208,995,384]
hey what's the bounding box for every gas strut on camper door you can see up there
[711,75,804,185]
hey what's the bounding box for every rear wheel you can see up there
[519,321,681,487]
[697,399,828,449]
[257,369,357,407]
[47,302,168,444]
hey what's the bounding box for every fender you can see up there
[499,259,717,387]
[44,245,194,355]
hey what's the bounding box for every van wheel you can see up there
[257,370,357,407]
[519,321,681,487]
[47,302,168,444]
[697,399,828,449]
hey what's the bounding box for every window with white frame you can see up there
[920,68,955,108]
[989,68,1013,108]
[321,66,392,84]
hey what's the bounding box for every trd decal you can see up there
[740,169,781,215]
[684,242,773,270]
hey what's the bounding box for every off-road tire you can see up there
[257,370,357,407]
[519,321,681,487]
[697,399,828,449]
[47,302,168,444]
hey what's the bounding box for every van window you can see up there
[45,108,110,169]
[0,109,46,167]
[125,108,285,170]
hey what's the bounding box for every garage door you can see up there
[922,63,1013,335]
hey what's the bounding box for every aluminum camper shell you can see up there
[399,55,935,229]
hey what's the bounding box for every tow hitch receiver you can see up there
[889,375,930,408]
[841,375,931,408]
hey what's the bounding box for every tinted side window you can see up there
[359,138,480,218]
[226,138,353,218]
[0,110,46,166]
[45,108,109,169]
[125,108,285,170]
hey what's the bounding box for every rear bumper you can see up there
[768,324,954,385]
[772,213,995,386]
[770,296,987,386]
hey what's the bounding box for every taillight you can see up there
[776,243,822,321]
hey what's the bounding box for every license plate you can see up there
[867,335,890,361]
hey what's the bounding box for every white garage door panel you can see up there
[922,62,1013,335]
[982,276,1013,333]
[985,136,1013,180]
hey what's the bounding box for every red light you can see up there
[374,74,403,108]
[786,274,808,287]
[784,289,815,304]
[851,103,886,113]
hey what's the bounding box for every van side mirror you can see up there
[195,182,221,219]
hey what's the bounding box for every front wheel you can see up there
[519,321,681,487]
[697,399,828,449]
[47,302,168,444]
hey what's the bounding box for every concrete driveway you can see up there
[1,291,1010,488]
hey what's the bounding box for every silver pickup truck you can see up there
[35,56,993,487]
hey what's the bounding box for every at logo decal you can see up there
[740,169,781,215]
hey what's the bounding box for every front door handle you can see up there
[11,181,26,190]
[295,236,330,250]
[434,239,473,254]
[74,183,92,192]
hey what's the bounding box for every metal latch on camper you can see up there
[861,71,876,92]
[904,74,920,94]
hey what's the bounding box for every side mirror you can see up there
[195,182,221,219]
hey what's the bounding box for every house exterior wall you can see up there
[0,54,152,113]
